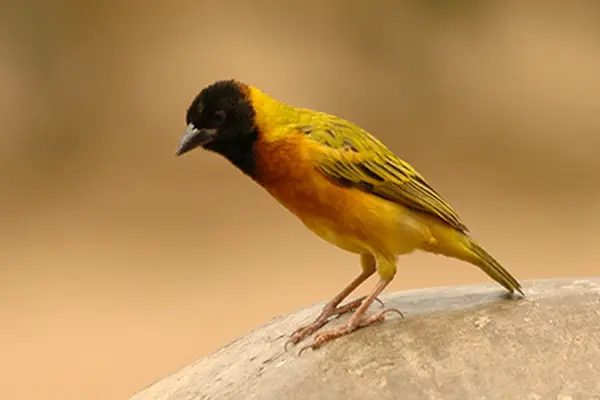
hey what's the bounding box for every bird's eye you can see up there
[214,110,226,123]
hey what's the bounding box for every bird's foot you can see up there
[298,307,403,355]
[284,296,384,350]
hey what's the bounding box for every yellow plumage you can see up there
[247,85,521,292]
[177,80,523,351]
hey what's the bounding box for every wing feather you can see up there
[298,115,468,232]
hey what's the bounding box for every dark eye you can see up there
[214,110,226,123]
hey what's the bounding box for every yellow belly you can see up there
[301,217,370,254]
[299,203,434,256]
[265,175,434,257]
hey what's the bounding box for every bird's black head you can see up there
[176,80,258,173]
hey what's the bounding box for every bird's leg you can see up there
[329,294,384,318]
[285,273,371,348]
[285,254,377,348]
[299,255,404,353]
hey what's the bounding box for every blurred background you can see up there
[1,1,599,399]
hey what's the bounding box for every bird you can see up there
[175,79,524,352]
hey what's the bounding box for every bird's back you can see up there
[287,106,468,233]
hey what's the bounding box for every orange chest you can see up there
[254,138,346,218]
[252,135,375,233]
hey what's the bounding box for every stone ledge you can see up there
[130,278,600,400]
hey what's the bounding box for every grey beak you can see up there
[175,124,215,156]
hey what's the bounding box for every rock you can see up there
[130,278,600,400]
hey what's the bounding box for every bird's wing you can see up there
[299,115,468,232]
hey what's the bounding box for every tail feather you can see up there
[466,239,523,295]
[423,226,524,295]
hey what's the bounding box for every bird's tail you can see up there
[423,225,524,296]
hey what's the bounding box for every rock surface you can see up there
[130,278,600,400]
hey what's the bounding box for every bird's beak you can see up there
[175,124,216,156]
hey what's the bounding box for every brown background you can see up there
[1,1,599,399]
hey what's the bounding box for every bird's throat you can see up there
[205,132,260,178]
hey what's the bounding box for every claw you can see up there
[298,343,313,356]
[285,295,382,349]
[299,306,404,353]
